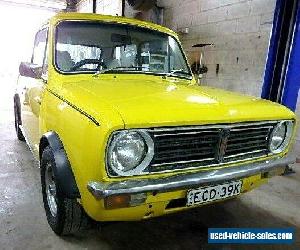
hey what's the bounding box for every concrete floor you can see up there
[0,76,300,250]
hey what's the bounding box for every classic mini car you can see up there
[14,12,296,235]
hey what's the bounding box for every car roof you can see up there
[47,12,178,38]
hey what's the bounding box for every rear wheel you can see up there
[14,103,25,141]
[41,146,90,235]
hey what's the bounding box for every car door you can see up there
[20,28,48,156]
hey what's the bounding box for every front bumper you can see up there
[87,155,295,199]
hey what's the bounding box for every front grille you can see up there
[148,121,278,173]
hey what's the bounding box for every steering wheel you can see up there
[71,59,107,71]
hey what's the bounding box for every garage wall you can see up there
[77,0,93,12]
[96,0,122,15]
[77,0,122,15]
[158,0,276,97]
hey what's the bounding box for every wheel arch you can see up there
[39,131,80,199]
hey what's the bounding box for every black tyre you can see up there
[14,103,25,141]
[41,146,89,235]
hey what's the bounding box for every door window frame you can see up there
[31,27,49,78]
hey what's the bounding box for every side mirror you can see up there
[19,62,42,79]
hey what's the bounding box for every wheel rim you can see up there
[45,162,58,217]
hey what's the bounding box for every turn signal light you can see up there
[104,193,147,210]
[105,194,130,209]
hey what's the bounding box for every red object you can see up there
[297,157,300,163]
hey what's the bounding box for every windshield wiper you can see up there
[170,69,192,75]
[93,66,146,77]
[165,69,192,79]
[93,67,193,80]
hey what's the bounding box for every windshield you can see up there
[55,21,192,78]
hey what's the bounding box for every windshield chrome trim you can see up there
[52,20,193,79]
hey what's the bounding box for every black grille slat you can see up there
[153,130,218,137]
[226,139,268,150]
[229,130,270,138]
[155,140,216,149]
[148,122,277,173]
[155,134,218,144]
[155,141,217,150]
[153,146,215,165]
[225,145,267,154]
[154,150,214,161]
[230,125,273,131]
[224,151,268,162]
[155,147,213,157]
[228,135,268,142]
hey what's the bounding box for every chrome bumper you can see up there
[87,156,295,199]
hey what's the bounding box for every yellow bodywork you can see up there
[19,13,296,221]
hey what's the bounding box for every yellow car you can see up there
[14,12,296,235]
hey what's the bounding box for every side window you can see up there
[32,29,47,68]
[168,36,189,72]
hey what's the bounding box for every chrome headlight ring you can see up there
[106,130,154,176]
[269,120,293,154]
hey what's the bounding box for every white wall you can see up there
[77,0,122,15]
[0,3,55,77]
[96,0,122,15]
[77,0,93,12]
[158,0,276,97]
[0,3,55,115]
[75,0,276,97]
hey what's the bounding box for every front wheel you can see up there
[41,146,89,235]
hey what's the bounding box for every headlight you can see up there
[107,130,154,176]
[269,121,293,154]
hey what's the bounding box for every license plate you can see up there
[186,180,242,207]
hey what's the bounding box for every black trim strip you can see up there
[47,89,100,126]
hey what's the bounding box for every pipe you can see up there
[122,0,125,16]
[93,0,96,13]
